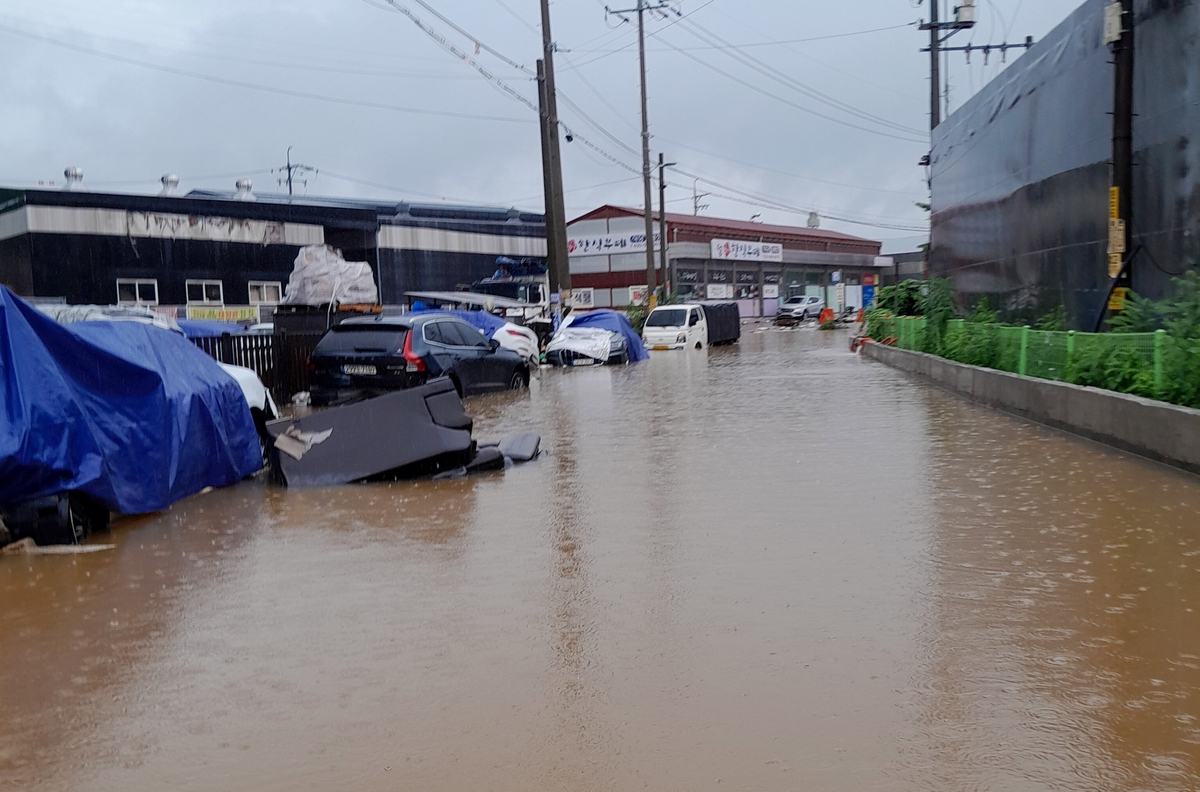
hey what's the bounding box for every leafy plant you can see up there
[625,302,648,334]
[919,278,955,355]
[966,298,998,324]
[1035,305,1066,331]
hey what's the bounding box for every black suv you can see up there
[309,314,530,406]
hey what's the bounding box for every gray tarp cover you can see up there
[931,0,1200,328]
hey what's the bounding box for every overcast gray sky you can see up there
[0,0,1083,246]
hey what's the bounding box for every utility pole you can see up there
[276,146,315,198]
[1108,0,1135,310]
[920,1,985,129]
[929,0,940,129]
[692,179,709,216]
[609,1,674,308]
[537,59,561,302]
[658,153,676,300]
[539,0,571,320]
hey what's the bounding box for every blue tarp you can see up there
[177,319,245,339]
[0,288,262,514]
[412,309,507,339]
[565,309,649,363]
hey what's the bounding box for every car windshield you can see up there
[314,327,407,355]
[645,309,688,327]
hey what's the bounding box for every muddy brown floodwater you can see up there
[6,327,1200,790]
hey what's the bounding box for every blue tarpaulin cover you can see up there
[565,309,649,362]
[0,287,262,514]
[412,310,507,339]
[177,319,245,339]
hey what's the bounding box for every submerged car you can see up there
[412,308,540,366]
[546,309,649,366]
[309,314,530,405]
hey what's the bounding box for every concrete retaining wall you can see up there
[862,340,1200,475]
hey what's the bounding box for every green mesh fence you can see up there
[869,316,1167,398]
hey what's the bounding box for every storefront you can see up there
[567,206,888,316]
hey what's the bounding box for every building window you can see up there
[248,281,282,304]
[116,279,158,306]
[186,280,224,306]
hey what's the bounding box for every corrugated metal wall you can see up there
[931,0,1200,329]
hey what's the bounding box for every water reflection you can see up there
[912,388,1200,789]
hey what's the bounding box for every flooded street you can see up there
[6,326,1200,791]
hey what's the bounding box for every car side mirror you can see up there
[689,315,699,327]
[488,338,501,352]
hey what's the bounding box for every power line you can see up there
[673,16,925,137]
[649,33,925,143]
[0,22,533,125]
[570,21,918,52]
[670,169,928,231]
[362,0,923,232]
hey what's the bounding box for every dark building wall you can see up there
[26,233,304,305]
[0,235,33,296]
[377,249,519,303]
[930,0,1200,329]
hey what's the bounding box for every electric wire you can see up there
[0,22,532,124]
[649,33,926,143]
[570,21,918,52]
[672,16,925,137]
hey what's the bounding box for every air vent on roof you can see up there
[63,166,83,191]
[234,179,256,201]
[159,174,180,196]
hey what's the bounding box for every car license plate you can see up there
[572,358,595,366]
[343,364,377,376]
[652,345,669,351]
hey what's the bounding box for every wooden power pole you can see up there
[538,0,571,317]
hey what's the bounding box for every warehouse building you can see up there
[0,180,545,318]
[567,206,889,317]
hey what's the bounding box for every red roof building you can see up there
[566,206,890,316]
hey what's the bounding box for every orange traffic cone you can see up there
[818,308,835,324]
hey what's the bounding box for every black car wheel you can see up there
[509,370,528,390]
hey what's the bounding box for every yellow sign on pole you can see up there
[1108,287,1128,312]
[1109,186,1120,220]
[1109,253,1123,278]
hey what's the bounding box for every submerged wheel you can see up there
[695,341,703,350]
[509,370,528,390]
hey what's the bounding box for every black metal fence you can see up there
[190,331,325,405]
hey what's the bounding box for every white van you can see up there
[642,304,708,350]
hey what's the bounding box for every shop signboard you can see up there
[567,231,661,257]
[708,270,730,283]
[710,239,783,262]
[677,269,701,284]
[862,285,876,308]
[571,288,595,309]
[862,274,876,286]
[763,284,779,299]
[706,284,734,300]
[628,285,650,305]
[187,305,259,322]
[736,271,758,284]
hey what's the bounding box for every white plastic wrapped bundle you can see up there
[281,245,379,306]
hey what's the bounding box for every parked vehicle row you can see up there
[308,313,530,406]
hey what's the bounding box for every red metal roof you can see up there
[568,205,880,252]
